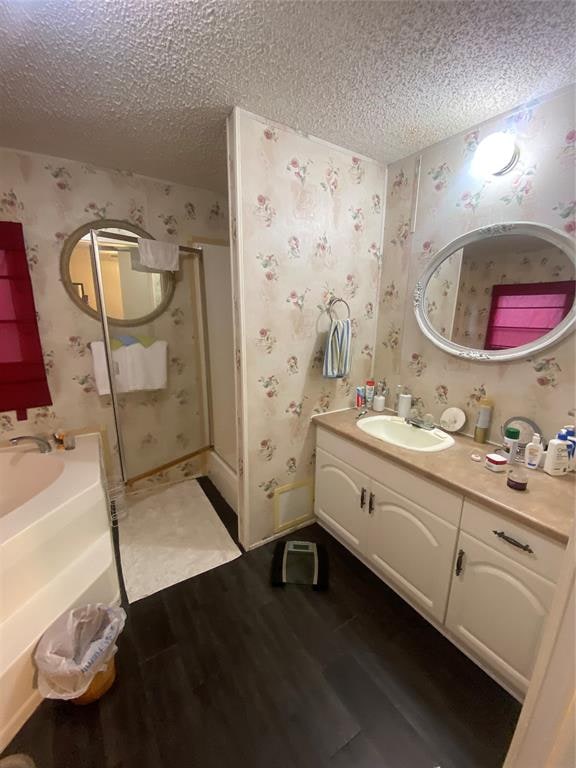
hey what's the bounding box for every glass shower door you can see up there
[89,228,210,484]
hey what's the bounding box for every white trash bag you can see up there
[34,604,126,700]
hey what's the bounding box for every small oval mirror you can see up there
[414,223,576,362]
[61,220,176,326]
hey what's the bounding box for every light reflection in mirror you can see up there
[67,228,168,324]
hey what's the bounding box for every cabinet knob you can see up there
[360,487,366,509]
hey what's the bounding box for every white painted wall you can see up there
[202,244,237,470]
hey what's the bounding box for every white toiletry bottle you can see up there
[524,433,543,470]
[543,433,570,476]
[397,392,412,419]
[503,426,520,464]
[557,430,574,472]
[373,381,386,412]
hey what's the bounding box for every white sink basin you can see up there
[357,415,455,452]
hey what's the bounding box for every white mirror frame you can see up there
[413,222,576,362]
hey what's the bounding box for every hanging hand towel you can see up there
[90,342,131,395]
[126,341,168,391]
[137,238,179,271]
[323,318,352,378]
[90,341,167,394]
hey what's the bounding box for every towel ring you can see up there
[328,297,351,320]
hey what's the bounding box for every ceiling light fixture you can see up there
[471,132,519,177]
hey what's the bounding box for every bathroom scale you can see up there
[270,541,329,590]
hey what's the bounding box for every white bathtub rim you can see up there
[0,433,103,544]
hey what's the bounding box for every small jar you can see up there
[485,453,508,473]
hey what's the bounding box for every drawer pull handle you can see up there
[455,548,465,575]
[493,530,534,554]
[368,492,375,515]
[360,487,366,509]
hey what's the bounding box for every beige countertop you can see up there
[313,409,575,545]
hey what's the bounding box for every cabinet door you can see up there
[446,532,556,694]
[365,479,458,623]
[314,448,369,550]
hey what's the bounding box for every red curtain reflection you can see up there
[0,221,52,420]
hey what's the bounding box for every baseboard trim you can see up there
[247,519,316,551]
[206,451,238,513]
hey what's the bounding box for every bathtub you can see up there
[0,434,120,751]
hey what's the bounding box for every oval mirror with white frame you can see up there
[61,219,176,326]
[414,223,576,361]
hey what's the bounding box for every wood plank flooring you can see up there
[6,478,520,767]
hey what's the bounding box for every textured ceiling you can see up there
[0,0,574,192]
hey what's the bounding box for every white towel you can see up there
[323,318,352,378]
[90,342,131,395]
[90,341,167,394]
[137,238,179,271]
[127,341,167,391]
[90,341,112,395]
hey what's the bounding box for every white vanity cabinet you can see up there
[445,501,562,693]
[314,426,566,697]
[315,448,369,550]
[315,429,462,623]
[363,480,460,623]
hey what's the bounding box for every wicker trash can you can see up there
[72,658,116,706]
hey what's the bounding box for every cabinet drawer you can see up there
[316,427,463,526]
[461,500,565,583]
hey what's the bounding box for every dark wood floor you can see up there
[7,477,520,767]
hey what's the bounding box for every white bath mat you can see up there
[119,479,241,603]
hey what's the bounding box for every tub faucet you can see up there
[9,435,52,453]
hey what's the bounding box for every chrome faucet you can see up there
[356,409,369,420]
[404,416,435,431]
[9,435,52,453]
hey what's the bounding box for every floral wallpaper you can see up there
[229,110,385,546]
[0,147,228,480]
[374,88,575,441]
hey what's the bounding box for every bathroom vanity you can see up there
[313,410,574,700]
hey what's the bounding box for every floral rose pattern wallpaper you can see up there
[374,87,575,441]
[0,148,228,480]
[229,109,385,546]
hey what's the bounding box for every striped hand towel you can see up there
[323,318,352,378]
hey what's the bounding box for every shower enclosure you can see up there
[81,225,212,484]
